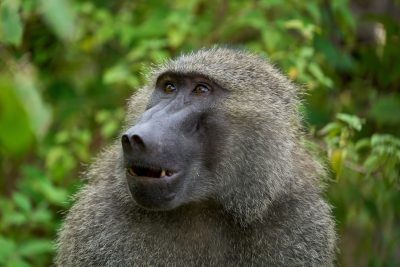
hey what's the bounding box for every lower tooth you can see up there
[128,168,136,176]
[160,170,166,177]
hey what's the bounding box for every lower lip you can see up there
[126,171,180,183]
[126,172,181,205]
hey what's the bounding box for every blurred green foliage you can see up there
[0,0,399,266]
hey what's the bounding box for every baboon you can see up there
[56,48,336,266]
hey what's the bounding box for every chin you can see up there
[126,169,184,210]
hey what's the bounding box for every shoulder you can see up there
[251,189,336,266]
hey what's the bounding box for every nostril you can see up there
[132,134,146,149]
[121,132,146,151]
[121,134,130,147]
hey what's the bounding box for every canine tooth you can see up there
[127,167,136,176]
[160,170,166,177]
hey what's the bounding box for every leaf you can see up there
[103,64,139,88]
[96,109,124,139]
[168,28,186,49]
[371,134,400,148]
[0,237,16,262]
[12,192,31,213]
[36,179,69,206]
[55,131,69,144]
[308,62,333,88]
[39,0,76,41]
[284,19,316,39]
[305,2,320,22]
[13,70,52,140]
[284,19,304,31]
[0,0,23,46]
[364,154,380,173]
[5,258,30,267]
[101,121,118,139]
[0,75,34,155]
[6,211,27,225]
[336,113,363,131]
[30,206,52,224]
[355,138,370,151]
[18,239,54,257]
[46,146,76,179]
[318,122,342,136]
[330,149,344,179]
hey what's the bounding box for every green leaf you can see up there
[336,113,363,131]
[55,131,69,144]
[308,62,333,88]
[355,138,370,151]
[12,192,31,213]
[6,258,30,267]
[46,146,76,178]
[318,122,342,136]
[18,239,54,257]
[0,75,34,155]
[30,206,52,224]
[96,109,124,139]
[36,179,69,206]
[13,70,52,140]
[6,211,27,226]
[39,0,76,41]
[103,64,139,88]
[0,0,23,46]
[364,154,381,173]
[371,134,400,148]
[284,19,316,39]
[0,237,16,263]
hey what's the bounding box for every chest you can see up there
[130,213,232,263]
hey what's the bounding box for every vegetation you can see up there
[0,0,399,266]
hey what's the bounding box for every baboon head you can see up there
[121,72,228,210]
[121,48,305,222]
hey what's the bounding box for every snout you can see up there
[121,122,176,175]
[120,121,184,209]
[121,123,154,153]
[120,106,203,210]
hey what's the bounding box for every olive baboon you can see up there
[56,48,336,266]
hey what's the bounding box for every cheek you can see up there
[198,120,230,171]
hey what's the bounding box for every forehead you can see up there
[156,71,222,87]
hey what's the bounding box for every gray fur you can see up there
[56,48,336,266]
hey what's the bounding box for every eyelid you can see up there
[164,81,175,86]
[158,79,174,87]
[194,83,211,91]
[193,83,212,96]
[162,81,177,94]
[197,82,210,88]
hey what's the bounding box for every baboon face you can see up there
[121,73,228,210]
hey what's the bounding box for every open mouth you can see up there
[127,164,174,179]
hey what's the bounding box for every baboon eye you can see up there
[163,83,177,94]
[193,84,211,96]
